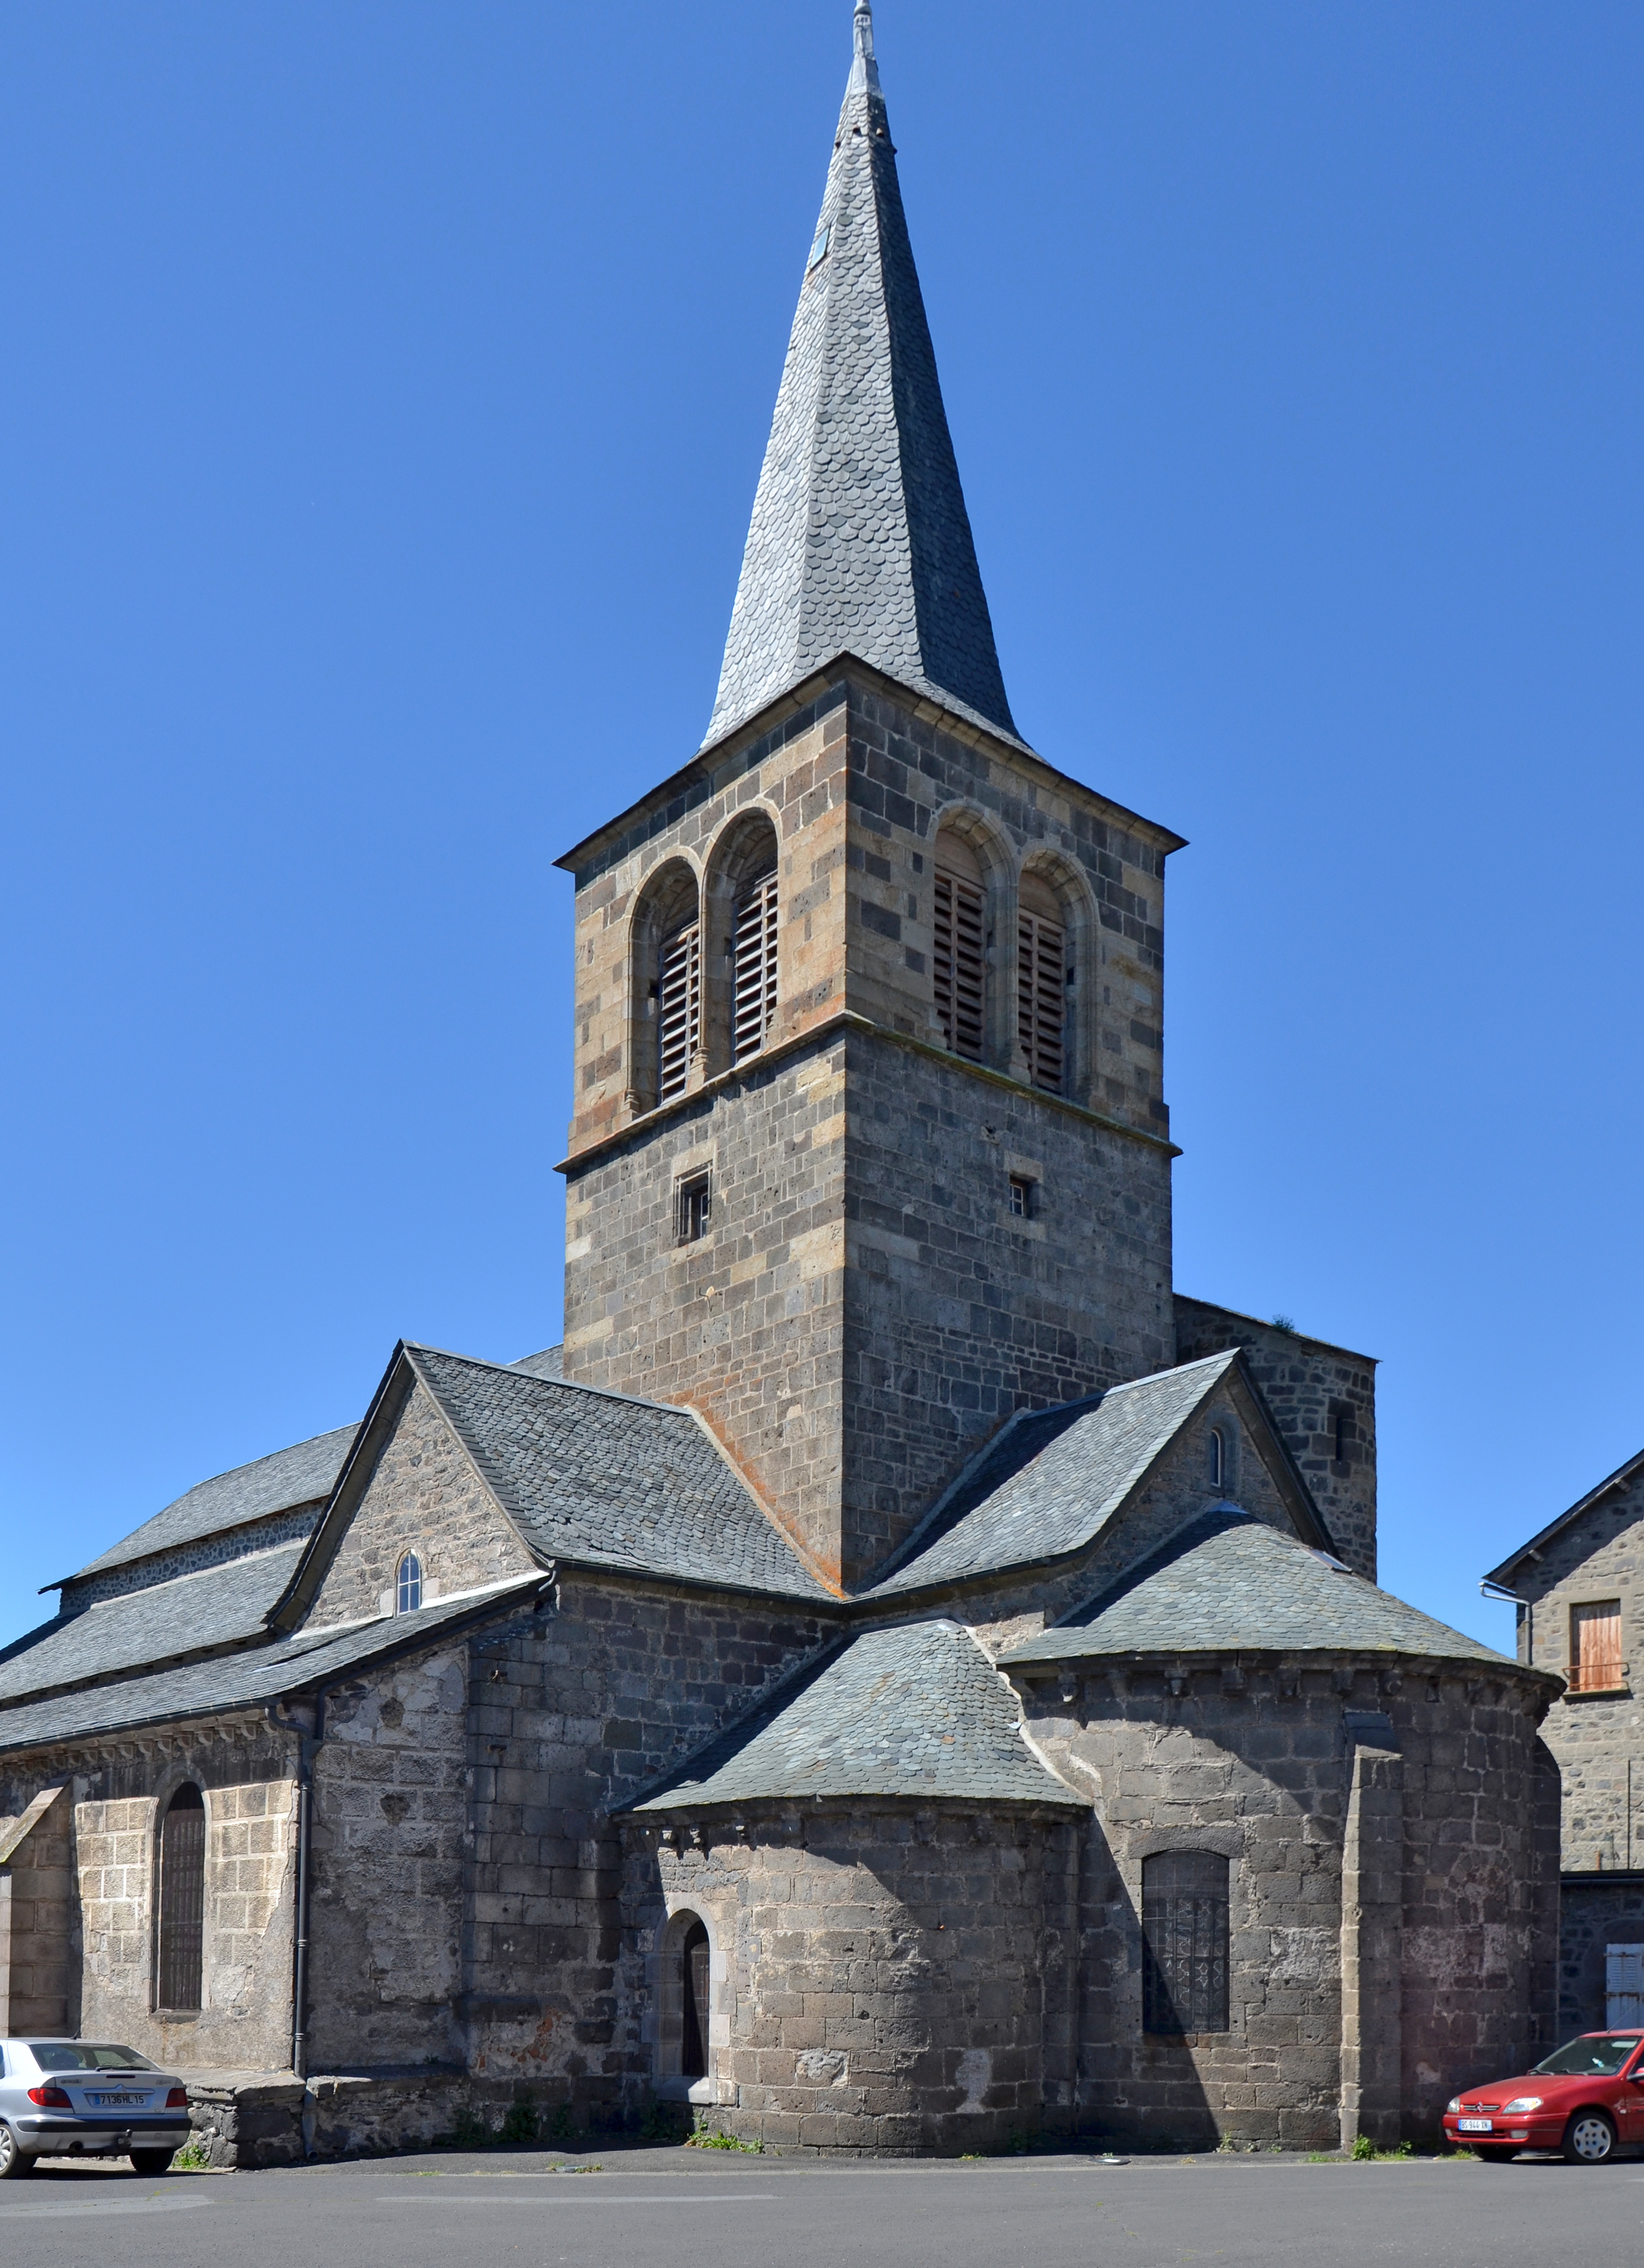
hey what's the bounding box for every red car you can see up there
[1442,2033,1644,2163]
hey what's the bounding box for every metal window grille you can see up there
[397,1552,423,1614]
[1571,1601,1624,1693]
[1142,1850,1229,2035]
[677,1170,712,1244]
[732,869,779,1062]
[681,1918,711,2079]
[157,1785,206,2013]
[657,922,701,1103]
[933,870,986,1060]
[1017,908,1066,1092]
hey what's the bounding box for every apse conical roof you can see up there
[704,2,1020,750]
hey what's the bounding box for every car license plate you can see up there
[1457,2117,1493,2132]
[87,2092,148,2108]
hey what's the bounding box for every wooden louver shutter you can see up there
[158,1787,206,2012]
[657,922,701,1103]
[933,869,986,1060]
[732,869,779,1062]
[1572,1601,1623,1692]
[1017,907,1066,1093]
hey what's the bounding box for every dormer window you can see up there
[1208,1428,1225,1490]
[396,1551,423,1614]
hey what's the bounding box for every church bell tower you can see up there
[555,2,1182,1594]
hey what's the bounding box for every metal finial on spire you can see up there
[850,0,880,93]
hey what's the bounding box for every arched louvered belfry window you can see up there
[396,1551,423,1613]
[630,863,702,1114]
[657,917,702,1103]
[157,1783,206,2012]
[1017,869,1067,1094]
[732,862,779,1062]
[933,828,986,1061]
[680,1917,711,2079]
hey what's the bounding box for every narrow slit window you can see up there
[1208,1427,1224,1489]
[933,868,986,1061]
[681,1918,711,2079]
[1334,1410,1349,1465]
[157,1784,206,2013]
[1142,1850,1229,2035]
[657,921,701,1103]
[1017,873,1066,1093]
[677,1169,713,1244]
[396,1551,423,1614]
[1570,1601,1624,1693]
[732,868,779,1062]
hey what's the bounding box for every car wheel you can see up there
[129,2149,176,2175]
[1561,2111,1617,2165]
[0,2125,36,2180]
[1470,2146,1518,2162]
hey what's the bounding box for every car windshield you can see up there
[1532,2035,1642,2077]
[26,2043,160,2073]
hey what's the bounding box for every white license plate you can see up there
[1456,2117,1493,2132]
[87,2093,149,2108]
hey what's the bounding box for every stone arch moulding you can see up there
[627,854,704,1117]
[701,802,783,1075]
[927,800,1016,1070]
[1121,1822,1247,1865]
[654,1899,732,2104]
[1016,849,1098,1106]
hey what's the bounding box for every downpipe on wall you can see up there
[268,1692,332,2093]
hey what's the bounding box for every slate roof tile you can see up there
[627,1619,1077,1811]
[1000,1509,1517,1668]
[408,1349,834,1602]
[69,1426,356,1582]
[864,1352,1240,1596]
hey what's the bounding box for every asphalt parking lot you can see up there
[2,2143,1641,2266]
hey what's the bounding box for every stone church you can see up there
[0,3,1563,2163]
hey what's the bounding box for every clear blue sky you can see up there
[4,1,1640,1652]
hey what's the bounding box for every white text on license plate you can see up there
[1457,2117,1493,2132]
[88,2093,146,2107]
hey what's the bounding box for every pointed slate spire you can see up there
[704,1,1020,749]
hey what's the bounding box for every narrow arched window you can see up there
[680,1917,711,2079]
[1208,1428,1224,1489]
[1142,1850,1229,2035]
[933,829,986,1061]
[396,1551,423,1613]
[1017,870,1066,1093]
[157,1784,206,2013]
[732,864,779,1062]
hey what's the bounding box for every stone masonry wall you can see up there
[306,1380,539,1631]
[0,1788,75,2033]
[1557,1875,1644,2035]
[1511,1472,1644,1871]
[617,1803,1080,2153]
[1019,1656,1557,2148]
[1174,1299,1378,1581]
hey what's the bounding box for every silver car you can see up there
[0,2040,191,2177]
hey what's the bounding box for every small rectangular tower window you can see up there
[1008,1174,1034,1219]
[1570,1600,1624,1693]
[676,1169,713,1244]
[657,922,701,1104]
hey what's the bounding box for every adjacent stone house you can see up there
[1487,1454,1644,2035]
[0,1,1562,2164]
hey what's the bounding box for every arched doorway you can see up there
[680,1917,711,2079]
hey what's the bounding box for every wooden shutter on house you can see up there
[157,1785,206,2011]
[933,868,986,1060]
[1017,878,1066,1093]
[732,868,779,1062]
[1571,1601,1624,1692]
[657,922,701,1103]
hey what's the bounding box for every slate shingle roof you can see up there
[627,1619,1077,1811]
[703,2,1020,753]
[68,1425,357,1582]
[0,1542,307,1707]
[865,1353,1241,1596]
[0,1577,544,1758]
[1000,1509,1515,1669]
[408,1349,834,1601]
